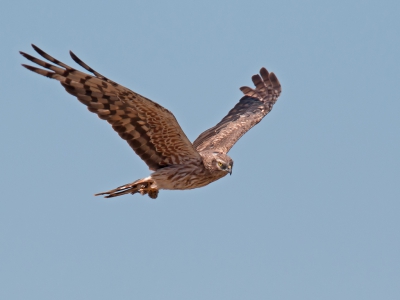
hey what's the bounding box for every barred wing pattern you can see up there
[193,68,281,154]
[20,45,201,171]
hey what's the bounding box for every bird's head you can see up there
[212,152,233,175]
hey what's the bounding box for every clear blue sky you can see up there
[1,0,399,299]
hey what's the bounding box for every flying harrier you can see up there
[20,45,281,199]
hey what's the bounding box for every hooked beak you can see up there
[228,165,232,175]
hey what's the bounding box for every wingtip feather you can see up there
[21,64,54,78]
[260,67,270,81]
[69,50,87,70]
[31,44,44,56]
[240,86,256,96]
[269,72,280,85]
[69,50,104,79]
[69,50,79,63]
[251,74,263,87]
[19,51,28,57]
[270,73,282,93]
[20,51,37,62]
[21,63,35,70]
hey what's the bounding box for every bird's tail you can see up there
[94,177,159,199]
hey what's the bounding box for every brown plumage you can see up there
[20,45,281,199]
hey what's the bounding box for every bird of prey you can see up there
[20,45,281,199]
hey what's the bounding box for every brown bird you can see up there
[20,45,282,199]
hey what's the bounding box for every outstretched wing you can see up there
[21,45,201,171]
[193,68,281,154]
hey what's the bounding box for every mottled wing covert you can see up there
[21,45,201,170]
[193,68,281,153]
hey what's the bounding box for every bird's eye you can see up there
[218,162,223,167]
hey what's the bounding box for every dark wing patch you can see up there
[21,45,201,170]
[193,68,281,153]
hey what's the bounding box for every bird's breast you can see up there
[151,164,227,190]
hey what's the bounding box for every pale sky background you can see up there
[1,0,399,299]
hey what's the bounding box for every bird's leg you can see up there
[137,183,158,199]
[148,189,159,199]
